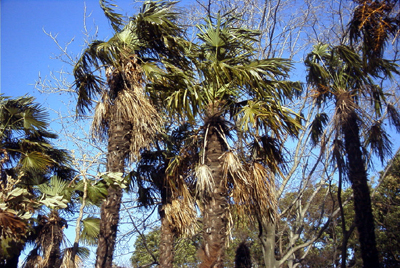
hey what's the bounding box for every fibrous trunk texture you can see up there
[342,110,380,268]
[199,127,228,268]
[159,208,175,268]
[95,119,130,268]
[43,211,65,268]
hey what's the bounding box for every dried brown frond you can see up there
[195,164,214,197]
[23,249,42,268]
[221,151,248,186]
[334,91,358,127]
[0,209,26,239]
[163,198,198,237]
[91,91,110,141]
[122,54,144,87]
[167,174,193,209]
[309,84,332,100]
[113,87,163,162]
[247,162,277,223]
[60,247,84,268]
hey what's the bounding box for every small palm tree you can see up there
[305,43,399,268]
[165,15,301,267]
[72,1,190,266]
[0,95,73,268]
[132,123,198,268]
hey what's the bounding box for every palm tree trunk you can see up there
[342,110,380,268]
[200,126,228,268]
[95,119,130,268]
[159,207,175,268]
[43,211,65,268]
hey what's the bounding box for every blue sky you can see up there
[1,0,137,106]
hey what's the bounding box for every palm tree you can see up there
[0,95,73,268]
[132,123,198,268]
[305,43,399,268]
[72,1,190,266]
[165,15,301,267]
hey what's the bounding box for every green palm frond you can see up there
[37,176,70,209]
[100,0,123,32]
[0,95,50,138]
[20,151,53,171]
[37,176,69,196]
[238,100,301,138]
[80,217,100,246]
[76,179,108,207]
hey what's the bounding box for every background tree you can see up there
[305,41,399,267]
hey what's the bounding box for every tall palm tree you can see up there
[305,43,399,268]
[166,15,301,267]
[72,1,190,266]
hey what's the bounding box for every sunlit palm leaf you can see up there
[80,217,100,246]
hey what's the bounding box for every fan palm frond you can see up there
[80,217,100,246]
[310,112,329,146]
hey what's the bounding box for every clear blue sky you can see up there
[1,0,139,106]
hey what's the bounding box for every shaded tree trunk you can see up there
[199,126,228,268]
[235,242,252,268]
[258,219,277,268]
[342,110,380,268]
[159,208,175,268]
[95,119,130,268]
[43,211,66,268]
